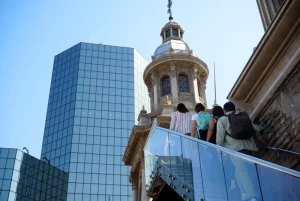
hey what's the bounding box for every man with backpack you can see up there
[216,102,257,153]
[217,102,259,201]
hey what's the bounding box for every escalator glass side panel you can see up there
[181,137,204,201]
[222,152,262,201]
[199,144,228,200]
[144,126,300,201]
[257,164,300,201]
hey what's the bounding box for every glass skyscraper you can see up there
[0,148,68,201]
[41,42,149,201]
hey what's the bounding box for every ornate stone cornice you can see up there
[146,108,163,118]
[123,125,151,165]
[143,53,209,83]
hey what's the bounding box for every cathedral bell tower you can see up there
[143,21,209,112]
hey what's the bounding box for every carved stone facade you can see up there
[228,0,300,171]
[255,67,300,171]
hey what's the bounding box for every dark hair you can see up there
[195,103,205,113]
[177,103,189,113]
[213,106,224,118]
[223,102,235,112]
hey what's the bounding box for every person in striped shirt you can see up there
[169,103,192,135]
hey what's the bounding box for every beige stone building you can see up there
[228,0,300,170]
[123,20,210,201]
[123,0,300,200]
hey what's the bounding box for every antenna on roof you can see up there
[167,0,173,21]
[213,62,217,106]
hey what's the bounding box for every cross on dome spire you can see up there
[167,0,173,21]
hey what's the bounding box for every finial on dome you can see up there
[167,0,173,21]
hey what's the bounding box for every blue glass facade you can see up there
[41,43,149,201]
[0,148,68,201]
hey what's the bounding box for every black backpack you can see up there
[225,109,255,139]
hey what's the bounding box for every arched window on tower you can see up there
[161,75,171,96]
[178,74,189,92]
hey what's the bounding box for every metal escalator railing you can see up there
[265,146,300,156]
[144,124,300,201]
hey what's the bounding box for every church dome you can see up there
[152,21,198,59]
[154,39,194,58]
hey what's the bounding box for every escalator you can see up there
[144,124,300,201]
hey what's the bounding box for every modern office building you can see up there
[0,148,68,201]
[41,42,150,201]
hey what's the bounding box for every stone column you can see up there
[130,172,138,201]
[148,87,154,112]
[170,64,179,104]
[199,77,207,108]
[151,71,159,110]
[140,157,149,201]
[191,66,200,104]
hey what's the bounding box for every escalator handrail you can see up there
[265,146,300,156]
[145,125,300,178]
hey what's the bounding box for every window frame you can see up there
[161,75,171,97]
[178,73,190,93]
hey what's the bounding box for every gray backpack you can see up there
[225,110,255,139]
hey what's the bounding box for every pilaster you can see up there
[170,63,179,104]
[191,66,200,104]
[130,172,138,201]
[199,76,207,107]
[140,153,149,201]
[151,71,159,110]
[148,87,154,112]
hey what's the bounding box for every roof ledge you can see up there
[227,0,300,119]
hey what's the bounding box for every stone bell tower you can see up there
[143,21,209,112]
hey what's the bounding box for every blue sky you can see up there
[0,0,264,158]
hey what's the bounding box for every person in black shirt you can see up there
[206,106,224,144]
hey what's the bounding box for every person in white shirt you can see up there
[169,103,192,135]
[191,103,202,138]
[191,103,212,139]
